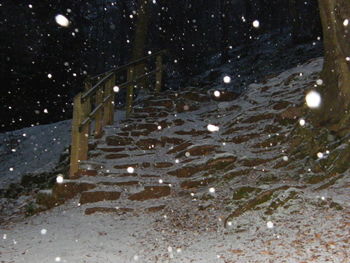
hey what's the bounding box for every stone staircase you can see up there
[37,88,246,214]
[37,61,320,217]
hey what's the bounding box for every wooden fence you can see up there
[69,50,166,178]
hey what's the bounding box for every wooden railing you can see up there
[69,50,166,178]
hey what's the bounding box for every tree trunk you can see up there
[314,0,350,131]
[132,0,150,60]
[131,0,150,89]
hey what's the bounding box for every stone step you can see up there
[128,185,171,201]
[106,136,134,146]
[134,106,170,114]
[175,144,218,158]
[98,147,125,153]
[85,207,134,215]
[143,99,174,108]
[174,129,210,136]
[105,153,130,159]
[84,204,166,215]
[136,138,165,150]
[80,190,122,205]
[209,90,239,101]
[180,177,216,189]
[37,181,97,209]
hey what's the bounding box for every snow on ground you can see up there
[0,120,71,190]
[1,58,350,262]
[0,109,126,191]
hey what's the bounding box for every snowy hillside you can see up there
[1,57,349,262]
[0,120,71,190]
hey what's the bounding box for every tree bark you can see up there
[132,0,150,60]
[314,0,350,130]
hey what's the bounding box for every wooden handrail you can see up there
[69,50,166,178]
[90,50,166,81]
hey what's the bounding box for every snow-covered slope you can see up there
[0,120,71,190]
[1,57,350,263]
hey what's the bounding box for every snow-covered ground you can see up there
[0,120,71,190]
[1,58,350,262]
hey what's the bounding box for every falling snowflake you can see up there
[214,90,221,97]
[252,20,260,28]
[40,229,47,235]
[56,174,64,183]
[316,79,323,85]
[223,76,231,83]
[282,156,288,161]
[266,221,274,229]
[207,124,219,132]
[299,118,306,126]
[209,187,215,193]
[127,167,134,173]
[317,152,324,159]
[344,19,349,27]
[305,90,321,108]
[55,14,70,27]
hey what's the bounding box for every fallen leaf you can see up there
[229,249,244,254]
[260,250,274,255]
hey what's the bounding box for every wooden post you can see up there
[155,54,163,93]
[69,93,89,178]
[69,81,91,178]
[109,74,116,124]
[126,66,134,118]
[94,89,103,138]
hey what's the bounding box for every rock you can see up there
[154,162,173,168]
[98,147,125,152]
[168,165,204,178]
[175,102,199,113]
[144,99,174,108]
[210,90,239,101]
[173,119,185,126]
[206,155,236,170]
[228,133,260,144]
[160,136,185,145]
[242,113,275,123]
[128,186,171,201]
[174,129,210,136]
[145,205,166,212]
[180,177,216,189]
[106,136,133,146]
[278,106,304,121]
[80,191,121,204]
[240,158,272,167]
[177,145,217,157]
[273,101,292,110]
[183,91,210,102]
[85,207,133,215]
[105,153,129,159]
[136,138,164,150]
[167,142,193,154]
